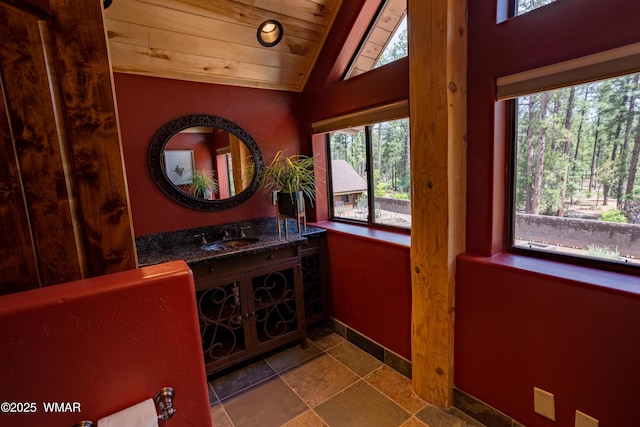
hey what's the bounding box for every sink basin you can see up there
[201,237,259,251]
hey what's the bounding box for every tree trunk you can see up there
[574,85,591,161]
[558,87,575,217]
[525,95,536,213]
[589,113,601,191]
[532,92,549,215]
[625,114,640,197]
[616,74,639,205]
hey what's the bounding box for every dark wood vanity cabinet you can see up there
[190,234,330,375]
[191,245,312,374]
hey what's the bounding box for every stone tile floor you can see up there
[208,326,486,427]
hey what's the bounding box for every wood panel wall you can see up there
[0,0,137,295]
[408,0,467,407]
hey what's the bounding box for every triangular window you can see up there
[515,0,557,16]
[344,0,407,80]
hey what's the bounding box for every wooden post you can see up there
[0,0,137,294]
[49,0,138,277]
[408,0,467,407]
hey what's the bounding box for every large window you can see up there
[511,71,640,266]
[327,118,411,229]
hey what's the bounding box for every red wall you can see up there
[459,0,640,425]
[299,0,411,358]
[0,261,211,427]
[456,255,640,426]
[325,228,411,359]
[113,73,307,236]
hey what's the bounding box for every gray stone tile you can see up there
[280,353,359,407]
[314,380,411,427]
[209,403,233,427]
[308,325,346,350]
[328,341,383,376]
[265,340,323,373]
[416,404,478,427]
[207,383,218,405]
[209,359,276,400]
[400,417,429,427]
[282,410,329,427]
[453,388,509,427]
[222,376,308,427]
[364,365,427,415]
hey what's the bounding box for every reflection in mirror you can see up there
[148,115,263,211]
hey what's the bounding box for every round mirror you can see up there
[148,114,263,211]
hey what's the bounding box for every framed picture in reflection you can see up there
[164,150,194,186]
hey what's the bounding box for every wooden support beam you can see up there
[408,0,467,407]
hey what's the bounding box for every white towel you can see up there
[97,398,158,427]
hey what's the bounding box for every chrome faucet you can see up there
[194,233,207,245]
[239,226,251,238]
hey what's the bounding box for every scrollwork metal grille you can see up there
[197,281,246,362]
[252,268,297,342]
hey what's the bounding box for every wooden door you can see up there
[0,0,137,295]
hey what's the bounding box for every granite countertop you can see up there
[136,219,325,268]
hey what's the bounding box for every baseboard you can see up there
[327,318,524,427]
[453,388,525,427]
[327,317,412,379]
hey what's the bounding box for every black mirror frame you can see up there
[148,114,264,211]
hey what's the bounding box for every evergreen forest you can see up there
[515,73,640,225]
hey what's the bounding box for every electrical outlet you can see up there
[533,387,556,421]
[575,410,599,427]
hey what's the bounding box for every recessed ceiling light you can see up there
[257,20,283,47]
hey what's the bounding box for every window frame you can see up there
[497,40,640,275]
[511,0,557,18]
[325,121,411,234]
[505,85,640,277]
[342,0,407,80]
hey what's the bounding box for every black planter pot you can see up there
[277,191,304,216]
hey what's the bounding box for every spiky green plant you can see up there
[187,169,218,199]
[259,150,317,205]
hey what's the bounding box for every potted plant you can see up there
[187,169,218,200]
[260,150,317,216]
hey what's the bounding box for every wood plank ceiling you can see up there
[103,0,342,92]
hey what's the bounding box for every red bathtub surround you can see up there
[0,261,211,427]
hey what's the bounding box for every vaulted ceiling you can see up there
[103,0,342,92]
[103,0,406,92]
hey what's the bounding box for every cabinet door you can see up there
[247,260,304,353]
[196,277,252,372]
[301,237,329,325]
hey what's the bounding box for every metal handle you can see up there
[154,387,176,420]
